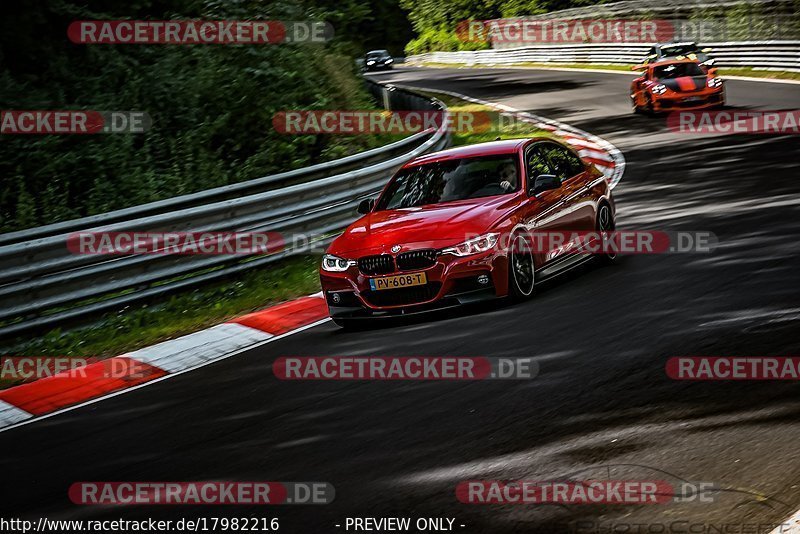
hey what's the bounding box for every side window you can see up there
[541,144,585,182]
[525,145,553,189]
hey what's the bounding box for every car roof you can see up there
[648,58,702,69]
[657,42,697,49]
[402,138,545,168]
[367,50,389,54]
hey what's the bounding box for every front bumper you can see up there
[654,89,725,111]
[320,249,507,319]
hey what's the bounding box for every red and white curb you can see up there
[0,293,330,433]
[392,84,625,190]
[0,102,625,434]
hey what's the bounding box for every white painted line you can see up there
[128,323,273,374]
[0,400,32,427]
[0,317,331,434]
[770,509,800,533]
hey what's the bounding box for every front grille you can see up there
[358,254,394,275]
[362,282,442,307]
[396,249,437,271]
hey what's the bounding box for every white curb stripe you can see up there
[128,323,273,374]
[566,138,604,151]
[770,509,800,533]
[0,400,32,427]
[576,148,615,163]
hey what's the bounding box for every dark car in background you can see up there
[364,50,394,71]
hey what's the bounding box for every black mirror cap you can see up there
[531,174,561,196]
[357,198,375,214]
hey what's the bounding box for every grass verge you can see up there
[1,255,321,380]
[413,90,555,145]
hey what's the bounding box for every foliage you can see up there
[0,0,411,232]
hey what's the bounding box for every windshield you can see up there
[376,155,519,210]
[661,44,699,57]
[653,62,705,79]
[366,51,390,58]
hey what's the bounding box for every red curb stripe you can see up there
[0,357,166,416]
[582,156,616,168]
[232,296,328,335]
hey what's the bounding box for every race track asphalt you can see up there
[1,66,799,534]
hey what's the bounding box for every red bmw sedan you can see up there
[319,138,615,328]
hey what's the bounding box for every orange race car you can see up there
[630,59,725,115]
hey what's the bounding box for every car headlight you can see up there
[385,58,394,64]
[366,60,376,65]
[651,84,667,95]
[441,233,500,257]
[707,77,723,88]
[322,254,355,272]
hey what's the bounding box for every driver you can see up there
[498,162,517,192]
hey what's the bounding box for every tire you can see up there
[508,233,536,301]
[644,94,655,116]
[632,94,641,114]
[597,202,617,265]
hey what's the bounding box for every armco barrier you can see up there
[0,81,450,340]
[407,41,800,72]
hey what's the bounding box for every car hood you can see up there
[661,76,707,92]
[330,195,518,256]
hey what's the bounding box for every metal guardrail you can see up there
[0,81,450,341]
[407,41,800,72]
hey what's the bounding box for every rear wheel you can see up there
[597,203,617,264]
[508,233,535,301]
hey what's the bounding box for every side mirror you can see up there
[357,198,375,214]
[530,174,561,196]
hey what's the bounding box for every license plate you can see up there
[369,272,427,291]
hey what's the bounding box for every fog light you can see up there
[477,274,490,285]
[331,293,341,304]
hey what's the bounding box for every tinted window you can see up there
[526,145,553,181]
[653,62,704,79]
[660,44,698,57]
[376,155,519,210]
[541,144,584,181]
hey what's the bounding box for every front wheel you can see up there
[508,233,535,301]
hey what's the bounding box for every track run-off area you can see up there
[1,66,799,533]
